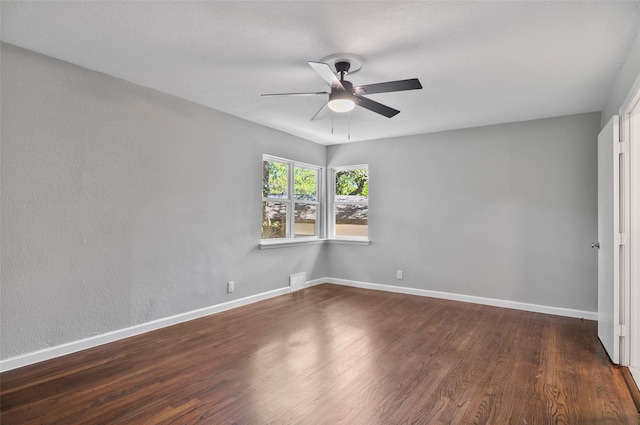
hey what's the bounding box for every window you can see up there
[262,155,321,240]
[331,165,368,239]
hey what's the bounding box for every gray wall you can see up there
[1,42,603,362]
[1,43,328,359]
[327,113,600,311]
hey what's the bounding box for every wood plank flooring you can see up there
[1,284,638,424]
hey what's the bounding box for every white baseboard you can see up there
[303,277,327,288]
[0,286,291,373]
[309,277,598,321]
[1,278,598,372]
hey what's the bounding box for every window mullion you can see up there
[288,162,294,239]
[329,168,336,238]
[318,167,324,238]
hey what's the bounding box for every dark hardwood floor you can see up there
[1,284,638,424]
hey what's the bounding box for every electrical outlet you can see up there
[227,281,235,293]
[397,270,403,280]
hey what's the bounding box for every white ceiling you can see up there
[2,1,640,145]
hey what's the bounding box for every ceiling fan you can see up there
[261,60,422,120]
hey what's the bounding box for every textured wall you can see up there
[1,43,328,359]
[0,42,603,362]
[326,113,600,312]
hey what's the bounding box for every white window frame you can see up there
[261,155,323,245]
[329,164,369,242]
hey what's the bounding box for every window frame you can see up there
[329,164,369,241]
[261,154,323,243]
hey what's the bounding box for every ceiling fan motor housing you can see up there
[329,71,355,112]
[336,80,353,93]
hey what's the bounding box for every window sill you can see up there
[325,238,371,246]
[259,238,326,249]
[259,238,371,249]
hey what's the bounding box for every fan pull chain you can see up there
[348,112,351,140]
[331,114,334,135]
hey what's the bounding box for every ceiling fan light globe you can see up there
[328,98,355,113]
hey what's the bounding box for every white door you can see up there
[598,116,620,364]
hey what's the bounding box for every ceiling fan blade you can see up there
[308,61,345,90]
[261,91,328,97]
[354,78,422,95]
[310,102,328,121]
[355,96,400,118]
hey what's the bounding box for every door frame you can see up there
[620,73,640,376]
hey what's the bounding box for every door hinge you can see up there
[615,324,629,338]
[616,233,629,245]
[615,142,629,154]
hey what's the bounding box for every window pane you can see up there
[295,203,316,238]
[335,169,368,201]
[294,167,317,201]
[335,204,368,237]
[262,160,288,198]
[262,202,287,239]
